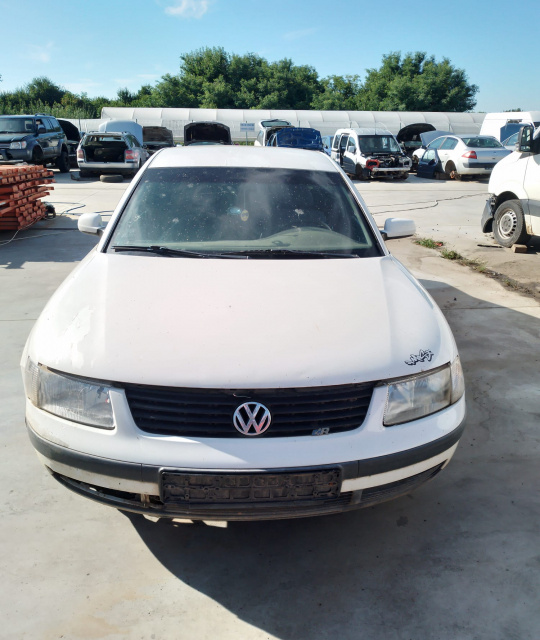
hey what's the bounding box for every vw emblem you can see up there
[233,402,272,436]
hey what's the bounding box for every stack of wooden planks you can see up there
[0,165,55,231]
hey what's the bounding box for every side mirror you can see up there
[78,212,105,236]
[517,125,533,152]
[383,218,416,239]
[37,125,46,134]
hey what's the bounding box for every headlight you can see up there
[10,141,27,149]
[384,357,464,426]
[24,360,114,429]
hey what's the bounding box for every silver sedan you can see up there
[422,134,511,179]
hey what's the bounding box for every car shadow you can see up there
[120,279,540,638]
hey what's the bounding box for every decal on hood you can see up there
[405,349,434,366]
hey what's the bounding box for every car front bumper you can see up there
[0,147,33,162]
[26,409,465,520]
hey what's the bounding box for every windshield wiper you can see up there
[111,245,247,259]
[224,249,360,259]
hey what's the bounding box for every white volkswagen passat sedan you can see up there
[22,146,465,521]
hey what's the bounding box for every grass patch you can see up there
[414,236,488,273]
[415,237,444,249]
[440,249,463,261]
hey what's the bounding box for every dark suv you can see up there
[0,114,70,172]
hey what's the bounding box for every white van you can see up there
[482,124,540,247]
[331,128,411,180]
[480,112,540,143]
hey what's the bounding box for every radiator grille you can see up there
[123,382,376,438]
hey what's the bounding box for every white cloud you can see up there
[164,0,210,18]
[27,41,54,63]
[282,27,318,41]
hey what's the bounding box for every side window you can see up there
[440,138,458,150]
[49,118,62,133]
[340,135,348,151]
[130,135,141,147]
[44,118,55,132]
[332,135,340,150]
[347,137,356,152]
[429,137,446,150]
[423,149,437,162]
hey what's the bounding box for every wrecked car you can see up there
[331,128,411,180]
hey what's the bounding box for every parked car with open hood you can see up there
[331,128,411,180]
[58,119,83,168]
[77,131,149,177]
[254,119,293,147]
[267,127,324,151]
[143,126,174,155]
[396,123,436,157]
[22,146,465,521]
[184,121,232,146]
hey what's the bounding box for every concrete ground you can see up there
[356,174,540,297]
[1,169,539,640]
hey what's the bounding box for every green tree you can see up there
[25,76,65,105]
[311,75,362,110]
[356,52,478,112]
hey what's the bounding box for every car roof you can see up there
[150,146,339,171]
[338,127,393,136]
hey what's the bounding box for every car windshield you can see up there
[0,117,35,134]
[462,137,503,148]
[357,135,400,154]
[108,167,382,258]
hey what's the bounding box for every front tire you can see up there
[355,164,367,180]
[56,149,70,173]
[31,147,44,166]
[493,200,530,248]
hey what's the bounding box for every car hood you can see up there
[184,122,231,146]
[0,133,28,144]
[143,126,174,146]
[28,253,455,388]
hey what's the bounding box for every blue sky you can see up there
[1,0,539,112]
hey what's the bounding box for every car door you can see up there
[48,117,64,157]
[417,148,441,179]
[330,135,342,163]
[437,137,458,169]
[342,136,357,174]
[337,134,348,168]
